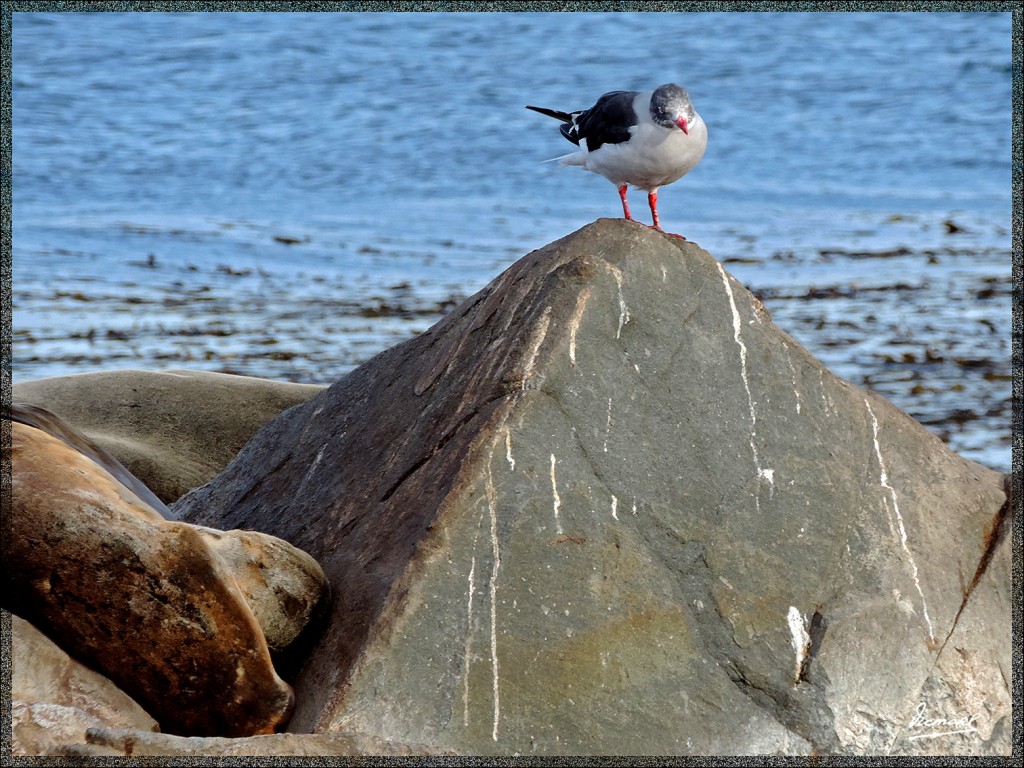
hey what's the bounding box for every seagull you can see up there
[527,83,707,238]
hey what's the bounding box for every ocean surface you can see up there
[11,11,1012,470]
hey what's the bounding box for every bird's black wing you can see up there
[570,90,639,152]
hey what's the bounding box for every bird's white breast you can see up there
[581,93,708,191]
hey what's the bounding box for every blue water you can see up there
[11,11,1012,469]
[14,13,1011,226]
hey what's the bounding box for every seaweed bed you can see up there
[13,221,1011,472]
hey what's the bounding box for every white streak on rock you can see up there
[717,263,774,505]
[485,463,501,741]
[463,553,476,727]
[463,496,487,729]
[865,398,936,643]
[520,306,552,390]
[820,370,835,416]
[295,443,328,496]
[549,453,564,535]
[787,606,810,684]
[880,495,899,541]
[603,397,613,453]
[568,288,590,366]
[661,265,668,283]
[611,494,618,521]
[608,264,630,339]
[504,427,515,473]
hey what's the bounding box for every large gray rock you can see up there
[175,219,1010,755]
[12,368,324,503]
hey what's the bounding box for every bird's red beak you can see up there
[676,117,689,135]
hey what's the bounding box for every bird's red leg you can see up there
[618,185,635,221]
[648,190,662,230]
[648,190,685,240]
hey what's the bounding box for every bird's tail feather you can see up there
[526,105,573,123]
[545,151,586,167]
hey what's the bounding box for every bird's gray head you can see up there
[650,83,696,135]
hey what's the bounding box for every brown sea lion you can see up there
[4,421,295,737]
[7,402,172,518]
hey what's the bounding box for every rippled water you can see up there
[11,11,1012,469]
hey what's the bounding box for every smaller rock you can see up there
[194,526,329,651]
[10,613,159,756]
